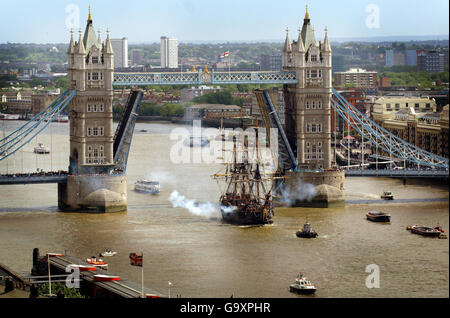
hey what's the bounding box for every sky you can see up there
[0,0,448,44]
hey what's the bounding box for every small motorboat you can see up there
[34,143,50,154]
[289,273,316,295]
[296,223,318,238]
[381,191,394,200]
[184,136,209,147]
[408,225,442,237]
[69,265,97,272]
[86,256,108,268]
[100,249,117,257]
[134,179,160,194]
[366,211,391,222]
[93,274,121,282]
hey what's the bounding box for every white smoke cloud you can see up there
[168,190,221,218]
[280,179,317,206]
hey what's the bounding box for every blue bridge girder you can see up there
[113,71,298,86]
[345,169,449,178]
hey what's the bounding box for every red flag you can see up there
[220,51,230,58]
[129,253,143,267]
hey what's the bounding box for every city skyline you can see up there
[0,0,448,44]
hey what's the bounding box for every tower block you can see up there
[58,11,127,212]
[282,7,345,207]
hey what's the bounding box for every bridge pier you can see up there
[58,175,127,213]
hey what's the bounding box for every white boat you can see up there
[289,273,317,295]
[381,191,394,200]
[54,115,69,122]
[34,143,50,154]
[134,179,160,194]
[100,249,117,257]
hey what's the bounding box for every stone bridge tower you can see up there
[282,7,345,207]
[58,9,127,212]
[282,6,332,170]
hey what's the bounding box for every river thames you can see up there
[0,120,448,297]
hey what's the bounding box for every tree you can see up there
[38,282,84,298]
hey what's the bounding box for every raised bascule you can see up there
[0,8,448,212]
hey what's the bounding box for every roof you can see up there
[300,16,316,52]
[82,14,101,54]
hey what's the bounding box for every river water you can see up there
[0,120,448,298]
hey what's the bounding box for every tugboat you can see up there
[33,143,50,154]
[134,179,160,194]
[296,223,318,238]
[381,191,394,200]
[366,211,391,223]
[289,273,316,295]
[407,225,443,237]
[212,127,277,226]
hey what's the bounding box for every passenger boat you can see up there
[93,274,121,282]
[408,225,442,237]
[53,115,69,123]
[289,273,316,295]
[134,179,160,194]
[86,257,108,268]
[381,191,394,200]
[34,143,50,154]
[296,223,318,238]
[366,211,391,222]
[100,249,117,257]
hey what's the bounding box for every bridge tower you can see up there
[58,9,127,212]
[282,7,345,207]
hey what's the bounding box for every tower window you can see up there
[93,104,97,112]
[87,104,91,112]
[306,101,310,109]
[92,56,98,64]
[92,72,99,80]
[311,55,317,62]
[99,104,104,112]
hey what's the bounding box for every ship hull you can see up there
[221,207,273,226]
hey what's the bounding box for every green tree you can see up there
[38,282,84,298]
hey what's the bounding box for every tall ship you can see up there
[213,125,277,226]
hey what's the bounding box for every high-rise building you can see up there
[417,50,446,73]
[110,37,128,68]
[160,36,178,68]
[131,49,143,66]
[385,49,406,66]
[260,54,282,71]
[405,49,417,66]
[334,68,378,89]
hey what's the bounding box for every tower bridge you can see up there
[0,7,448,211]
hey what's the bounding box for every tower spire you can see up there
[323,26,331,52]
[283,27,292,52]
[88,5,92,21]
[297,27,305,52]
[305,5,309,20]
[68,29,75,54]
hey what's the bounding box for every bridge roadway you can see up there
[345,169,449,178]
[0,173,67,185]
[48,255,163,298]
[113,70,298,86]
[0,168,448,185]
